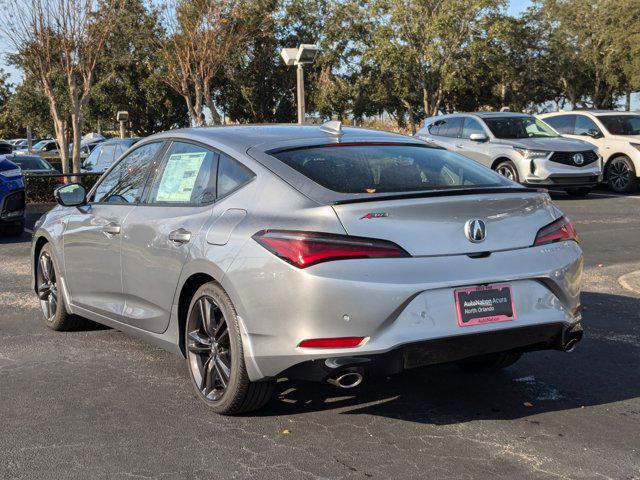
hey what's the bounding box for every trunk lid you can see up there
[332,192,557,256]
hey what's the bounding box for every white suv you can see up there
[538,111,640,193]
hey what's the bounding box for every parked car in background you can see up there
[82,137,140,173]
[416,112,603,196]
[7,154,59,174]
[0,156,25,236]
[538,110,640,193]
[8,139,28,151]
[33,124,583,414]
[18,139,58,158]
[17,138,94,159]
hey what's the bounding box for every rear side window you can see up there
[439,117,463,137]
[217,153,254,198]
[272,144,511,194]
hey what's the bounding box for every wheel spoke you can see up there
[214,321,228,342]
[214,358,228,388]
[187,330,211,353]
[40,255,50,281]
[48,295,56,319]
[38,283,51,300]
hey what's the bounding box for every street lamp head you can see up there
[280,48,299,66]
[280,45,319,66]
[295,44,318,64]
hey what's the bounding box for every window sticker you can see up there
[155,152,207,202]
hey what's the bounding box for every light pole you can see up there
[280,44,318,125]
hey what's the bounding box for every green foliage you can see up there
[23,174,100,204]
[88,0,189,135]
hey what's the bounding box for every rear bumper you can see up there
[281,321,583,381]
[226,239,583,381]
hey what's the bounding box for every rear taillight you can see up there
[534,216,578,246]
[252,230,410,268]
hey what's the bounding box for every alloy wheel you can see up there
[497,165,515,180]
[37,252,58,322]
[186,295,232,401]
[609,159,631,191]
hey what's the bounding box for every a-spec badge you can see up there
[360,212,389,220]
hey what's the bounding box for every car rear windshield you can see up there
[483,116,558,139]
[11,156,50,170]
[271,144,511,194]
[595,115,640,135]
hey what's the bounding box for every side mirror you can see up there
[54,183,87,207]
[469,133,488,142]
[586,129,602,139]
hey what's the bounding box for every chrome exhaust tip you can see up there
[327,372,363,389]
[564,338,579,352]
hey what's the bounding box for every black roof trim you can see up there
[331,186,540,205]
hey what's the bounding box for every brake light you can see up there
[534,216,578,246]
[253,230,410,268]
[299,337,365,348]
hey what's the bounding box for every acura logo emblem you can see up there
[465,219,486,243]
[573,153,584,165]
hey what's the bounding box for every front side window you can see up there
[217,153,255,198]
[461,118,485,138]
[541,115,575,134]
[272,144,511,194]
[484,116,558,139]
[93,142,162,204]
[147,142,217,205]
[595,115,640,136]
[574,116,602,136]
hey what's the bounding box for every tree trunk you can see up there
[70,103,84,176]
[625,91,631,111]
[204,90,222,125]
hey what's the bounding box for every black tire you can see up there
[36,243,86,331]
[565,187,591,197]
[606,156,638,193]
[456,351,522,373]
[494,160,520,183]
[185,281,274,415]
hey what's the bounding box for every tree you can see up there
[529,0,640,109]
[159,0,249,126]
[88,0,189,135]
[1,0,124,174]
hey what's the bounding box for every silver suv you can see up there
[416,112,603,196]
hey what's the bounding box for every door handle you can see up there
[455,144,464,148]
[102,223,121,235]
[169,228,192,244]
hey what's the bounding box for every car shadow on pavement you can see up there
[249,290,640,424]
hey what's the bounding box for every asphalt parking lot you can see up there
[1,193,639,480]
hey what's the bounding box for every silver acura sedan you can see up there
[31,123,583,414]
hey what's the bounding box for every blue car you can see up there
[0,156,26,236]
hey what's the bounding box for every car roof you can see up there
[101,137,140,146]
[541,110,638,117]
[143,124,420,153]
[423,112,532,124]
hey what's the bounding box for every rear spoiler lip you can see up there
[331,187,545,205]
